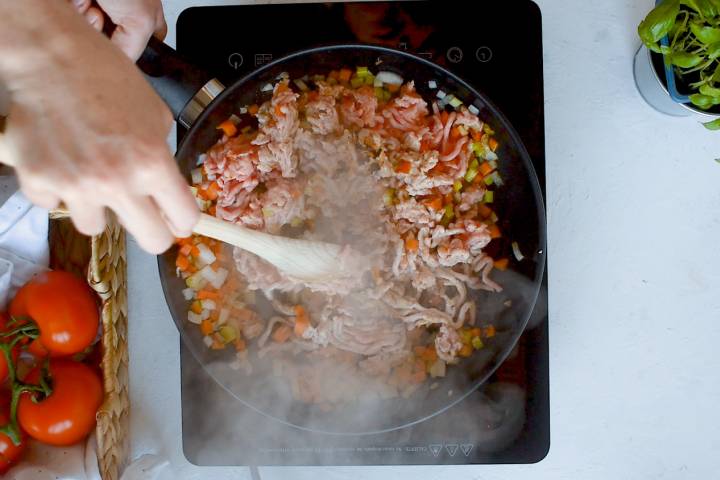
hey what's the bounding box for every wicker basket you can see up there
[48,212,129,480]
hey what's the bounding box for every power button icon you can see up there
[475,47,493,63]
[228,53,244,69]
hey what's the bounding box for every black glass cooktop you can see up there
[177,0,549,466]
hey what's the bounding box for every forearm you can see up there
[0,0,83,89]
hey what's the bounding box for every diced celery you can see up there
[483,124,495,135]
[443,204,455,222]
[471,142,484,157]
[484,175,494,186]
[364,74,375,85]
[484,190,494,203]
[350,76,365,88]
[453,180,463,192]
[356,66,369,76]
[464,158,480,183]
[219,325,237,343]
[383,188,396,206]
[471,336,484,350]
[374,87,385,99]
[449,96,463,108]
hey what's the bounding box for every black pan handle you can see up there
[137,36,224,127]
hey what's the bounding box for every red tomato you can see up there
[18,360,103,446]
[10,271,99,356]
[0,392,26,473]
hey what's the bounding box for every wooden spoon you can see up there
[192,213,353,282]
[50,208,355,283]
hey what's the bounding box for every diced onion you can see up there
[196,154,207,166]
[375,71,403,85]
[199,265,229,289]
[512,241,525,261]
[203,336,213,347]
[188,311,203,324]
[196,243,216,266]
[182,288,195,301]
[436,90,447,99]
[239,107,248,114]
[468,104,480,115]
[200,309,210,321]
[185,271,207,290]
[218,308,230,325]
[200,299,217,311]
[428,80,437,89]
[261,83,273,92]
[429,359,446,378]
[191,168,203,185]
[373,76,384,87]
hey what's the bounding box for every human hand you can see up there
[69,0,167,61]
[0,1,197,254]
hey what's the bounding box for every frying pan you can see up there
[138,38,546,435]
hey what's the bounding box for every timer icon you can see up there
[446,47,463,63]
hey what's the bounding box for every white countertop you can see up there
[127,1,720,479]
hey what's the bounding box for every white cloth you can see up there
[0,181,100,480]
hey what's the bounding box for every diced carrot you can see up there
[479,161,494,177]
[276,82,289,94]
[494,258,509,271]
[190,300,203,314]
[200,319,214,336]
[413,346,426,357]
[247,104,259,115]
[422,348,437,362]
[471,129,484,141]
[488,223,502,239]
[217,119,237,137]
[478,204,493,219]
[294,314,310,337]
[179,244,193,257]
[459,344,473,357]
[328,70,339,80]
[234,338,247,351]
[197,290,220,300]
[489,138,499,152]
[386,83,401,93]
[207,205,217,217]
[423,196,443,211]
[469,328,482,338]
[443,192,454,205]
[205,181,220,201]
[450,126,462,140]
[272,324,293,343]
[190,245,200,257]
[210,338,226,350]
[338,68,353,83]
[483,325,496,338]
[294,305,306,318]
[395,161,412,174]
[274,104,284,117]
[405,237,419,252]
[440,110,449,124]
[176,254,191,272]
[411,369,427,384]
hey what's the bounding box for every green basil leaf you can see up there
[690,22,720,43]
[707,41,720,59]
[669,51,705,67]
[699,83,720,96]
[690,93,715,108]
[682,0,718,17]
[702,117,720,129]
[638,0,681,47]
